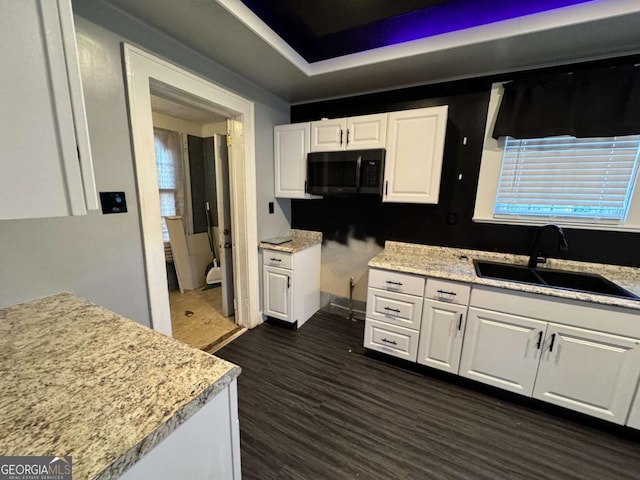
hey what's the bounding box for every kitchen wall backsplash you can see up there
[291,76,640,283]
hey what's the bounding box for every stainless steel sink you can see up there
[473,260,638,299]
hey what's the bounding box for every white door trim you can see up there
[123,43,260,335]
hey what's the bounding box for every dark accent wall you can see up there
[291,77,640,267]
[188,135,218,233]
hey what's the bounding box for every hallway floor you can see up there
[169,286,244,352]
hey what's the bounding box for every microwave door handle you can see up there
[355,155,362,191]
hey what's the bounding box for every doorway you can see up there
[123,44,261,336]
[150,94,242,350]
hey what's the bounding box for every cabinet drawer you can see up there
[425,278,470,305]
[263,250,292,269]
[366,288,423,330]
[364,318,419,362]
[368,268,425,297]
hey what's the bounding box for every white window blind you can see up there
[494,135,640,223]
[154,128,185,257]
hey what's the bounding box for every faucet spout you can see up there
[528,224,569,269]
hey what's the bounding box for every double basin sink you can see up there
[473,260,638,300]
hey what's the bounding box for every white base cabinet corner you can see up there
[118,379,241,480]
[627,385,640,429]
[262,244,321,327]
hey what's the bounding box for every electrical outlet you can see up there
[447,212,457,225]
[268,202,274,214]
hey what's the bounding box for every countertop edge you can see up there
[96,364,241,480]
[368,245,640,311]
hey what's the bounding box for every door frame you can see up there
[123,43,260,335]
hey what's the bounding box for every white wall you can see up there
[0,5,291,326]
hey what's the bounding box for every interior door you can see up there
[214,133,234,317]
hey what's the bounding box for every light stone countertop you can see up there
[259,229,322,253]
[369,241,640,310]
[0,293,241,480]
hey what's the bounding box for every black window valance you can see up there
[492,65,640,139]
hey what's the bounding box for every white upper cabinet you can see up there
[274,123,318,199]
[383,105,448,204]
[1,0,97,220]
[310,113,387,152]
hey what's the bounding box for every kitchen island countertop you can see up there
[369,242,640,310]
[0,293,240,480]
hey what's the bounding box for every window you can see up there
[154,128,184,242]
[495,135,640,222]
[474,85,640,231]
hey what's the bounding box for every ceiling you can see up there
[150,94,227,124]
[102,0,640,104]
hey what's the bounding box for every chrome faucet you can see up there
[528,224,569,268]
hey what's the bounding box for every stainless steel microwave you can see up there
[306,149,385,196]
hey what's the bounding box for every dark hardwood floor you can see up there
[216,310,640,480]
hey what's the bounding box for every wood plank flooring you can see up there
[216,310,640,480]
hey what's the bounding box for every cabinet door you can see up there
[533,324,640,424]
[417,299,466,374]
[1,0,96,219]
[459,307,547,396]
[263,266,293,322]
[383,106,448,204]
[346,113,387,150]
[310,118,346,151]
[274,123,316,199]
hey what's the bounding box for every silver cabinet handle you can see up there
[381,338,397,346]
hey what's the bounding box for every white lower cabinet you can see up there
[459,307,547,395]
[263,266,293,321]
[119,380,241,479]
[364,318,420,362]
[365,269,425,361]
[366,287,423,330]
[533,323,640,424]
[261,244,321,328]
[365,270,640,428]
[417,299,467,374]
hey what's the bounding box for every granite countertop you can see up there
[369,241,640,310]
[259,229,322,253]
[0,293,241,480]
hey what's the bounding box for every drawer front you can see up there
[364,318,419,362]
[368,268,425,297]
[263,250,292,269]
[425,278,470,305]
[366,287,423,330]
